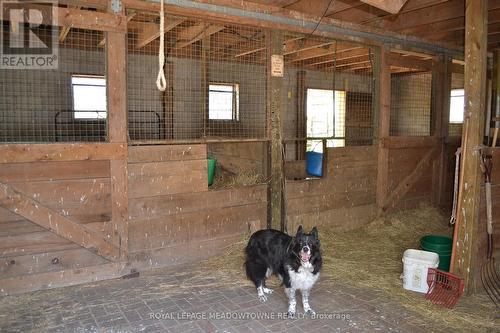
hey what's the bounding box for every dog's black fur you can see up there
[244,226,322,291]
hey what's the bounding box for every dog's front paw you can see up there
[287,310,296,319]
[258,294,268,302]
[262,287,273,294]
[304,308,316,316]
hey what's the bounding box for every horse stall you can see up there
[0,1,498,332]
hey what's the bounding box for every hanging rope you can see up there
[450,147,461,225]
[156,0,167,91]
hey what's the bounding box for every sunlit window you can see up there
[449,89,464,124]
[72,75,107,119]
[306,88,346,151]
[209,83,239,120]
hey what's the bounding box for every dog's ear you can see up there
[311,227,318,239]
[296,225,303,237]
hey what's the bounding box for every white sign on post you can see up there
[271,55,284,77]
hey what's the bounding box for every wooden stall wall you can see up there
[127,144,267,269]
[285,146,377,232]
[0,144,127,295]
[387,146,436,209]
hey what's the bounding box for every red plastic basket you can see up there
[425,268,465,308]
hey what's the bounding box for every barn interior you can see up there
[0,0,499,332]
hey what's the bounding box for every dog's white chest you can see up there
[288,263,319,291]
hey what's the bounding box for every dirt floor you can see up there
[0,204,498,332]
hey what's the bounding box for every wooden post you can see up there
[375,46,390,214]
[107,19,129,260]
[202,36,210,138]
[296,70,306,160]
[437,55,452,206]
[450,0,487,293]
[492,49,500,146]
[267,30,284,231]
[431,55,446,206]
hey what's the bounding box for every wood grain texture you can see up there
[0,182,118,261]
[0,143,126,163]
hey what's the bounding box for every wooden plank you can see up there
[286,190,376,215]
[6,4,127,33]
[0,262,125,296]
[0,247,108,278]
[286,204,377,233]
[0,231,79,257]
[0,182,119,261]
[383,147,440,212]
[175,23,225,49]
[0,143,126,164]
[267,30,284,231]
[9,179,111,223]
[360,0,409,14]
[129,233,243,270]
[376,47,391,214]
[0,160,110,182]
[128,145,207,163]
[382,136,440,149]
[129,203,267,252]
[386,53,436,71]
[128,160,208,198]
[451,0,488,293]
[135,19,183,49]
[128,184,267,220]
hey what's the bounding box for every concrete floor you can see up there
[2,262,492,333]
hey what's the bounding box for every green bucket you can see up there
[420,235,452,272]
[207,158,216,186]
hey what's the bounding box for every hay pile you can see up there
[210,169,267,189]
[193,203,498,332]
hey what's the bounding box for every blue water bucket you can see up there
[306,151,323,177]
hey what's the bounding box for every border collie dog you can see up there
[244,226,322,318]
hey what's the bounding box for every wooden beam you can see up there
[59,5,80,43]
[360,0,409,14]
[99,12,136,47]
[0,143,126,164]
[382,146,440,212]
[386,53,436,71]
[0,182,119,261]
[267,30,284,231]
[106,23,129,260]
[451,0,488,293]
[175,23,225,49]
[135,18,183,49]
[120,0,462,56]
[6,4,127,32]
[376,46,390,214]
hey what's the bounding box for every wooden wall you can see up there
[388,146,434,209]
[127,144,267,269]
[285,146,378,232]
[0,155,124,295]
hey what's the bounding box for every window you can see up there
[209,83,239,120]
[72,75,107,119]
[306,88,346,151]
[449,89,464,124]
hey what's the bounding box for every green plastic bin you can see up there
[207,158,216,186]
[420,235,452,272]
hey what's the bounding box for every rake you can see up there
[480,154,500,308]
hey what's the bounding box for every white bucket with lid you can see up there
[402,249,439,293]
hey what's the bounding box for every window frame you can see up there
[208,82,240,122]
[305,87,347,150]
[71,74,107,120]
